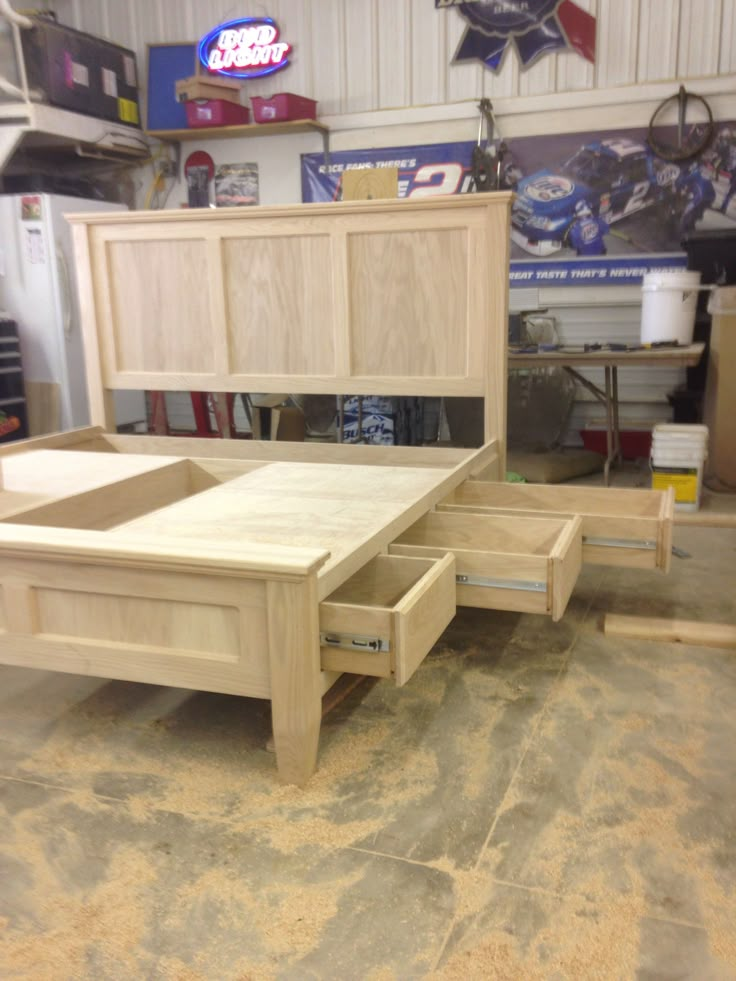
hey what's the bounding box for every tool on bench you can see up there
[510,341,683,355]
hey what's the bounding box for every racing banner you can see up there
[301,123,736,287]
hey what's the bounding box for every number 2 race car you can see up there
[511,138,685,256]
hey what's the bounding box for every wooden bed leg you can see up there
[266,577,322,786]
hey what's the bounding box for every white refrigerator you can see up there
[0,193,145,433]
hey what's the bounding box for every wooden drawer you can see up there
[389,511,581,621]
[319,553,456,686]
[439,481,674,572]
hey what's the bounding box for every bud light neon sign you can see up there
[198,17,291,79]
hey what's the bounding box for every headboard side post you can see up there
[483,197,511,477]
[71,223,117,431]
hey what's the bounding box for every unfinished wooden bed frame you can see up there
[0,196,674,785]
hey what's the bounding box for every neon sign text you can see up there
[198,17,291,79]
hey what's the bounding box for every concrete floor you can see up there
[1,516,735,978]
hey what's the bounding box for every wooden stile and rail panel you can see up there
[0,196,674,785]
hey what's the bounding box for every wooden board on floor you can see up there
[604,614,736,649]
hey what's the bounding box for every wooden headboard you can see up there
[68,194,512,446]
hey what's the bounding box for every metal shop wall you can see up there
[51,0,736,116]
[45,0,736,442]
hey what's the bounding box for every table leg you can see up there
[612,366,622,465]
[266,577,322,786]
[604,366,614,486]
[211,392,232,439]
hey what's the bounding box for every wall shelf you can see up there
[0,102,149,176]
[146,119,330,161]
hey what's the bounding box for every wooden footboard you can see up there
[0,522,330,784]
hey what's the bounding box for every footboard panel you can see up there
[0,557,272,698]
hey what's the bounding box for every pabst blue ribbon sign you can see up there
[436,0,596,72]
[198,17,291,79]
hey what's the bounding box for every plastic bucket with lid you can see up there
[650,423,708,512]
[640,270,702,345]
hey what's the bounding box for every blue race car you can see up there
[511,138,682,256]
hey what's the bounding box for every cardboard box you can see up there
[175,75,242,105]
[251,405,305,441]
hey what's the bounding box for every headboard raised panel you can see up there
[69,194,512,446]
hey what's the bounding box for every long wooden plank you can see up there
[674,510,736,528]
[0,426,105,457]
[508,343,705,369]
[604,614,736,649]
[106,434,480,468]
[0,524,328,579]
[66,194,515,225]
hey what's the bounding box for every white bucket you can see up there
[640,270,701,345]
[650,423,708,512]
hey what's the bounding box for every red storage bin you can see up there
[581,424,653,460]
[185,100,251,128]
[251,93,317,123]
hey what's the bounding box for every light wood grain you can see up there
[342,167,398,201]
[68,195,512,441]
[106,238,213,373]
[267,576,323,785]
[105,434,479,469]
[674,510,736,528]
[0,450,191,522]
[390,511,580,619]
[348,228,469,377]
[0,558,272,697]
[508,343,705,369]
[394,551,455,685]
[441,480,671,571]
[37,588,241,661]
[0,427,107,458]
[25,381,61,436]
[225,235,336,375]
[113,462,455,596]
[604,614,736,650]
[71,226,115,430]
[0,523,329,579]
[5,461,218,531]
[319,553,455,685]
[549,515,583,621]
[113,447,497,599]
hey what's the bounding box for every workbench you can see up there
[0,196,674,785]
[509,343,705,484]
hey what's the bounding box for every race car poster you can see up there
[301,122,736,286]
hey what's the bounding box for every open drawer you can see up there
[439,482,674,572]
[389,511,581,621]
[319,553,456,686]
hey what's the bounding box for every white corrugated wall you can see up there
[46,0,736,441]
[51,0,735,112]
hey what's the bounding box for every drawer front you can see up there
[389,511,582,621]
[441,481,674,572]
[319,552,456,686]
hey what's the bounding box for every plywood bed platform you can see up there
[0,196,673,784]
